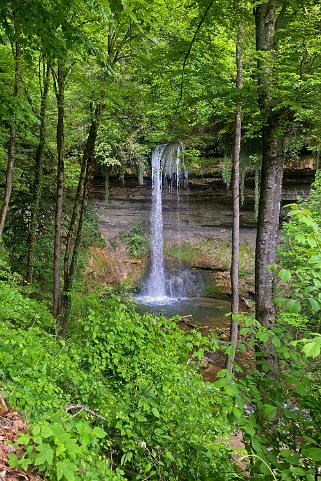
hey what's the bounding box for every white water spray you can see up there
[146,144,167,300]
[138,143,187,305]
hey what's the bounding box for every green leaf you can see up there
[121,451,133,465]
[41,424,53,438]
[263,404,277,418]
[280,469,293,481]
[92,426,106,439]
[286,300,301,313]
[257,330,270,343]
[290,466,306,476]
[20,458,33,470]
[274,297,286,304]
[309,298,320,312]
[278,269,291,282]
[272,337,281,348]
[56,459,77,481]
[295,233,306,244]
[152,407,160,418]
[34,443,54,467]
[7,453,19,468]
[154,428,163,436]
[302,341,321,358]
[306,236,317,247]
[302,447,321,462]
[32,425,41,436]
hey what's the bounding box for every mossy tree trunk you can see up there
[52,61,65,319]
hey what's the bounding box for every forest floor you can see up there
[0,398,41,481]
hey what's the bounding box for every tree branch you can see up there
[173,0,215,119]
[276,0,289,31]
[65,403,108,422]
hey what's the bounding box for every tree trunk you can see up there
[59,162,91,337]
[26,61,51,282]
[0,38,21,236]
[59,104,102,335]
[62,153,88,292]
[255,119,284,364]
[255,1,284,370]
[104,166,110,206]
[138,161,144,186]
[255,1,277,102]
[53,61,65,318]
[226,29,242,373]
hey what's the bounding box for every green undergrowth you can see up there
[2,238,321,480]
[0,255,237,480]
[119,225,150,258]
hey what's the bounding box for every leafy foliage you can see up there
[217,316,321,481]
[119,225,149,258]
[0,263,235,480]
[9,418,120,481]
[278,171,321,323]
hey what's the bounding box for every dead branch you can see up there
[65,404,108,422]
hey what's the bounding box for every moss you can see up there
[164,242,201,263]
[203,283,230,300]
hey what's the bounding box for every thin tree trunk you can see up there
[63,152,88,290]
[104,166,110,206]
[138,161,144,186]
[226,29,242,373]
[60,162,91,337]
[0,37,21,236]
[254,1,285,370]
[53,61,65,318]
[26,61,51,282]
[59,104,102,335]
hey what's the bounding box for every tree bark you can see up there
[226,29,242,373]
[255,1,285,370]
[53,61,65,318]
[104,166,110,206]
[59,103,102,335]
[26,61,51,282]
[0,37,21,237]
[62,153,87,292]
[255,118,284,364]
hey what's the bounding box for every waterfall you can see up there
[138,142,187,305]
[146,144,167,299]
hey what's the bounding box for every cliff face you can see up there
[284,154,317,174]
[89,169,313,301]
[91,169,313,245]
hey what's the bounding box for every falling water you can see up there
[146,144,167,300]
[138,142,187,305]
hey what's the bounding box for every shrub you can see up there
[1,281,236,480]
[119,226,149,258]
[278,171,321,324]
